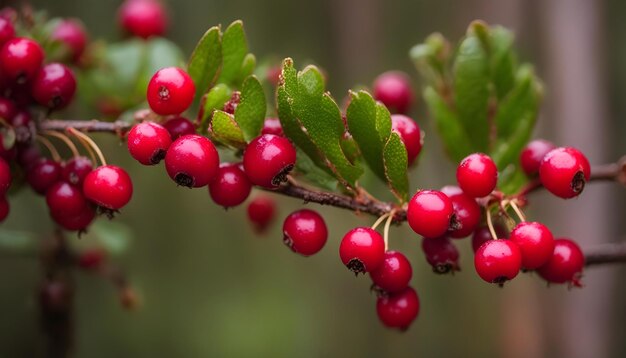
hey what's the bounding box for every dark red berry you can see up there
[0,97,15,120]
[0,196,9,222]
[32,63,77,110]
[391,114,422,165]
[61,156,93,186]
[457,153,498,198]
[17,145,41,169]
[208,163,251,207]
[282,209,328,256]
[0,17,15,47]
[247,195,276,233]
[147,67,195,115]
[373,71,413,114]
[77,248,106,270]
[339,227,385,274]
[127,121,171,165]
[0,156,11,195]
[51,204,95,231]
[471,224,508,253]
[421,236,460,274]
[474,239,522,285]
[407,190,454,238]
[243,134,296,188]
[539,147,590,199]
[369,251,412,292]
[164,134,219,188]
[537,238,584,287]
[39,280,71,314]
[509,221,555,270]
[520,139,556,177]
[446,188,480,238]
[10,110,34,144]
[46,181,90,217]
[261,117,284,136]
[376,286,419,330]
[51,19,88,61]
[26,158,62,195]
[0,37,44,84]
[162,116,195,140]
[118,0,168,39]
[83,165,133,210]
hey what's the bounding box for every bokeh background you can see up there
[1,0,626,357]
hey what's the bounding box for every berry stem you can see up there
[509,200,526,222]
[43,130,79,158]
[486,206,499,240]
[383,209,397,251]
[67,127,106,166]
[35,134,61,162]
[371,212,391,231]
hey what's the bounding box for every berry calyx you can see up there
[539,147,590,199]
[26,158,62,195]
[62,156,93,186]
[46,181,91,217]
[456,153,498,198]
[369,251,413,293]
[243,134,296,188]
[162,116,196,140]
[509,221,555,270]
[537,238,584,287]
[474,239,522,285]
[118,0,168,39]
[247,195,276,233]
[0,37,44,84]
[376,286,420,330]
[83,165,133,210]
[127,121,172,165]
[446,188,480,238]
[261,117,284,137]
[391,114,422,165]
[471,224,508,253]
[372,71,413,114]
[282,209,328,256]
[147,67,195,115]
[520,139,556,177]
[421,236,460,274]
[164,134,219,188]
[208,163,251,208]
[339,227,385,274]
[32,63,77,110]
[51,19,88,61]
[0,157,11,195]
[407,190,454,238]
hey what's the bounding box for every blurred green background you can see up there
[1,0,626,357]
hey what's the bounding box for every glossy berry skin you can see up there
[456,153,498,198]
[369,251,412,293]
[282,209,328,256]
[537,238,584,287]
[446,189,480,238]
[474,239,522,284]
[407,190,454,238]
[127,121,172,165]
[509,222,555,270]
[51,205,95,231]
[339,227,385,274]
[373,71,413,114]
[0,38,44,83]
[62,156,93,186]
[539,147,590,199]
[118,0,168,39]
[164,134,219,188]
[26,159,62,195]
[147,67,195,115]
[32,63,77,110]
[83,165,133,210]
[0,196,9,222]
[0,157,11,195]
[391,114,422,165]
[51,19,88,61]
[162,116,195,140]
[261,118,284,136]
[421,236,460,274]
[376,286,420,330]
[243,134,296,188]
[208,163,251,207]
[46,181,90,217]
[0,17,15,47]
[247,195,276,233]
[471,224,508,253]
[520,139,556,177]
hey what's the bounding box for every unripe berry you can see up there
[26,158,62,195]
[164,134,219,188]
[509,221,555,270]
[474,239,522,285]
[376,286,420,330]
[391,114,422,165]
[243,134,296,188]
[208,163,251,208]
[539,147,590,199]
[247,195,276,233]
[32,63,77,110]
[162,116,196,140]
[537,238,584,287]
[127,121,172,165]
[261,117,284,137]
[282,209,328,256]
[339,227,385,274]
[0,37,44,84]
[520,139,556,177]
[83,165,133,210]
[147,67,195,115]
[456,153,498,198]
[51,19,88,61]
[373,71,413,114]
[407,190,454,238]
[61,156,93,186]
[118,0,168,39]
[369,251,412,293]
[421,236,460,274]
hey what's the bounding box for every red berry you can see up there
[391,114,422,165]
[261,117,284,136]
[77,248,106,270]
[51,204,95,231]
[10,110,34,144]
[369,251,412,292]
[537,238,584,287]
[445,188,480,238]
[282,209,328,256]
[520,139,556,177]
[162,116,195,140]
[0,17,15,47]
[373,71,413,114]
[474,239,522,285]
[247,195,276,233]
[0,157,11,195]
[83,165,133,210]
[243,134,296,188]
[118,0,168,39]
[17,145,41,169]
[407,190,454,238]
[421,236,460,274]
[457,153,498,198]
[0,37,44,84]
[51,19,88,61]
[339,227,385,274]
[61,156,93,186]
[539,147,590,199]
[32,63,77,110]
[0,196,9,222]
[46,181,90,217]
[208,163,251,207]
[127,121,172,165]
[376,286,420,330]
[0,97,16,120]
[147,67,195,115]
[26,158,62,195]
[509,222,555,270]
[164,134,219,188]
[471,224,508,253]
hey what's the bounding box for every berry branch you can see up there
[40,119,132,135]
[584,242,626,266]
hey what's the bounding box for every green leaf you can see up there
[236,53,257,85]
[383,133,409,202]
[498,166,528,195]
[209,110,246,148]
[495,65,541,140]
[234,75,266,142]
[491,110,536,170]
[199,83,232,133]
[87,221,133,256]
[187,26,222,102]
[218,21,248,86]
[294,148,338,191]
[490,26,516,100]
[0,229,38,256]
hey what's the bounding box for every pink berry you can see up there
[261,118,284,136]
[282,209,328,256]
[373,71,413,114]
[118,0,168,39]
[51,19,88,61]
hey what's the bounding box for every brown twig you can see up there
[40,120,132,135]
[584,242,626,266]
